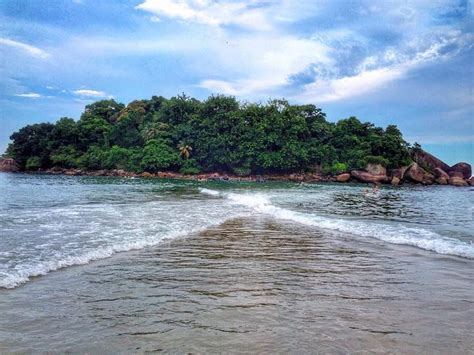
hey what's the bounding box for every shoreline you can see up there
[4,167,472,187]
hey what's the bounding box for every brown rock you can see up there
[435,177,448,185]
[390,166,408,179]
[448,177,468,187]
[422,173,435,185]
[140,172,153,178]
[0,158,19,172]
[351,170,390,184]
[448,171,464,179]
[335,173,351,182]
[433,167,449,179]
[449,162,472,179]
[366,163,386,176]
[289,174,304,182]
[391,177,400,186]
[403,162,425,183]
[469,177,474,186]
[411,149,450,173]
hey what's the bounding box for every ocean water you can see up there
[0,173,473,352]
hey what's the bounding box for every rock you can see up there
[335,173,351,182]
[390,166,408,180]
[64,169,81,176]
[411,149,450,173]
[422,173,435,185]
[448,171,464,179]
[391,177,400,186]
[433,167,449,179]
[469,177,474,186]
[403,162,425,183]
[140,172,153,178]
[448,177,468,187]
[289,174,304,182]
[351,170,390,184]
[449,162,472,180]
[435,177,448,185]
[0,158,19,172]
[366,163,386,176]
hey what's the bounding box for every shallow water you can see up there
[0,173,473,352]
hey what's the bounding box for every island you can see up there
[1,94,472,186]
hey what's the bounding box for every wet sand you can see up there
[0,216,473,353]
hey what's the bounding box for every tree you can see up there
[178,143,192,159]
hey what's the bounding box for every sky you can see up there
[0,0,472,165]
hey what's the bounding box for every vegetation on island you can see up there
[5,94,413,175]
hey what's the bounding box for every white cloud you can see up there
[294,32,472,103]
[0,38,50,59]
[14,92,42,98]
[136,0,273,30]
[198,33,332,97]
[72,89,111,98]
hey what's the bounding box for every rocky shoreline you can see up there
[1,151,472,187]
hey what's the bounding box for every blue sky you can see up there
[0,0,472,165]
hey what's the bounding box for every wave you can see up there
[0,218,230,289]
[199,188,474,259]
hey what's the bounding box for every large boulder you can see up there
[435,177,448,185]
[449,162,471,180]
[469,177,474,186]
[448,177,468,187]
[403,162,425,183]
[366,163,386,176]
[411,149,450,173]
[390,166,408,180]
[351,170,390,184]
[433,167,449,179]
[0,158,19,172]
[449,171,465,179]
[335,173,351,182]
[422,173,435,185]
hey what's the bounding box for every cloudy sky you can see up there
[1,0,472,165]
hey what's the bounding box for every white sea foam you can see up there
[200,189,474,259]
[0,217,231,289]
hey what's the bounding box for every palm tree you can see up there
[178,143,192,159]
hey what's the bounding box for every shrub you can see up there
[366,155,389,167]
[25,156,41,170]
[179,159,201,175]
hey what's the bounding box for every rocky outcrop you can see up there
[366,163,386,176]
[435,177,448,185]
[412,149,450,173]
[351,170,390,184]
[403,162,425,183]
[0,158,19,172]
[448,177,468,187]
[449,162,472,180]
[433,167,449,179]
[390,166,408,180]
[335,173,351,182]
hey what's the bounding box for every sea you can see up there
[0,172,473,353]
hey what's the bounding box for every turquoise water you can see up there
[0,173,473,352]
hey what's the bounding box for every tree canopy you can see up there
[5,94,412,175]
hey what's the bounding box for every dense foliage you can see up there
[6,95,412,175]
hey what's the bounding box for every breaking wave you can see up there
[199,188,474,259]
